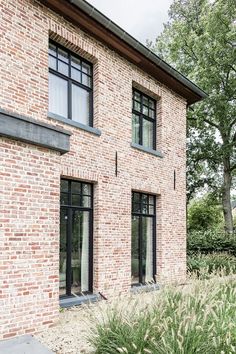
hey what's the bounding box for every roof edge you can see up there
[40,0,208,104]
[71,0,207,103]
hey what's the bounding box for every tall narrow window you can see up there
[60,179,93,297]
[132,89,156,149]
[131,192,156,285]
[49,42,93,126]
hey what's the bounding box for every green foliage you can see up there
[187,252,236,276]
[90,278,236,353]
[187,195,223,231]
[187,230,236,256]
[150,0,236,231]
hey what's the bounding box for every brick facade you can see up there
[0,0,187,339]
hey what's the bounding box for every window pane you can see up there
[133,91,141,102]
[71,56,81,70]
[49,56,56,70]
[60,209,67,296]
[82,62,91,75]
[71,210,90,293]
[149,204,154,214]
[149,109,155,119]
[132,114,140,144]
[60,192,68,205]
[133,203,141,213]
[61,180,69,193]
[82,196,91,208]
[58,61,69,76]
[149,99,155,109]
[49,43,56,56]
[71,181,81,194]
[142,194,148,204]
[72,194,80,206]
[142,204,149,214]
[82,73,91,87]
[131,216,139,284]
[134,101,141,112]
[143,105,148,116]
[82,184,91,196]
[71,68,81,83]
[49,73,68,118]
[58,48,69,63]
[72,84,90,125]
[142,217,153,283]
[143,119,154,149]
[149,195,154,205]
[132,192,140,205]
[143,96,149,106]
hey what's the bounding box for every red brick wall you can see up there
[0,0,187,339]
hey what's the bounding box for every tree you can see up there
[187,194,223,231]
[150,0,236,233]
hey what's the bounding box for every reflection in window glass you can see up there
[131,192,156,285]
[60,180,92,297]
[132,89,156,150]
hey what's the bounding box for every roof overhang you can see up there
[39,0,207,105]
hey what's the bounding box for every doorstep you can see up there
[0,335,53,354]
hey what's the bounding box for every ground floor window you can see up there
[131,191,156,285]
[60,179,93,297]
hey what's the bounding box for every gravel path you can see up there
[36,290,161,354]
[35,276,235,354]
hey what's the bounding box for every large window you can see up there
[60,179,93,297]
[49,42,93,126]
[132,89,156,149]
[131,192,156,285]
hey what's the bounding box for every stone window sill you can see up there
[48,112,102,136]
[131,283,160,294]
[60,293,100,308]
[131,143,163,158]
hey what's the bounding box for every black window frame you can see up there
[60,179,93,298]
[131,191,156,286]
[48,40,93,127]
[132,89,157,150]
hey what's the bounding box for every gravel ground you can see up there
[36,276,235,354]
[36,290,162,354]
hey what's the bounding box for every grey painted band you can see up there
[0,108,71,154]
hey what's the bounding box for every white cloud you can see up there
[86,0,173,44]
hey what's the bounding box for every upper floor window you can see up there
[48,42,93,126]
[132,89,156,150]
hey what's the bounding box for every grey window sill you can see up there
[131,143,163,158]
[60,293,101,308]
[48,112,102,136]
[131,283,160,294]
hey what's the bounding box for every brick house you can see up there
[0,0,206,340]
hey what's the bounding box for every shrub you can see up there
[90,278,236,354]
[187,229,236,256]
[187,195,223,232]
[187,252,236,277]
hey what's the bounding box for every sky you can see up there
[86,0,173,45]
